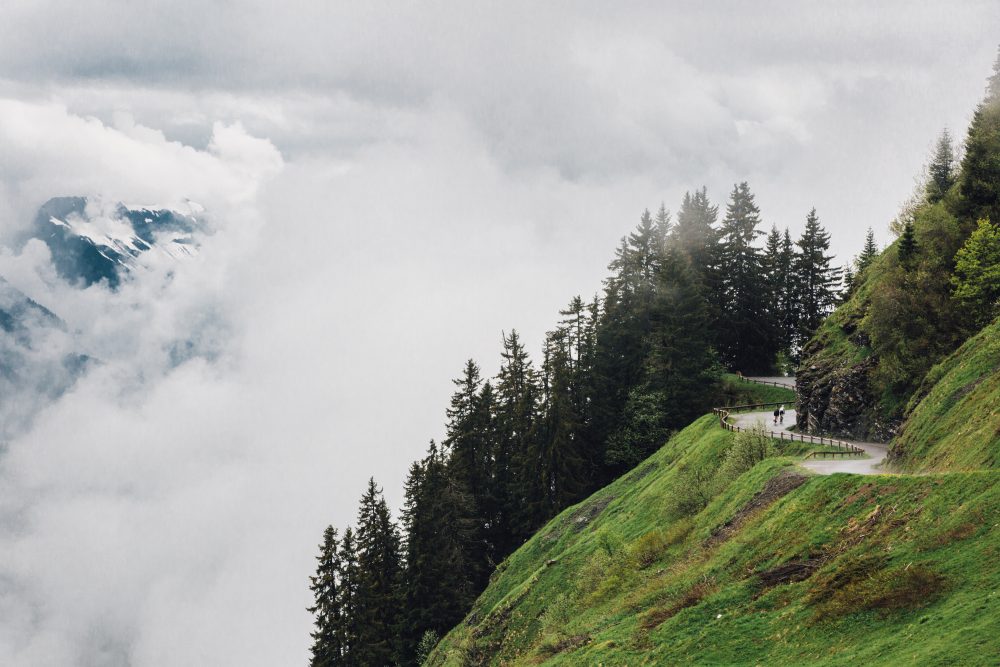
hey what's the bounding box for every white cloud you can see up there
[0,3,997,665]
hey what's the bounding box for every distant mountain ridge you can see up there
[30,196,203,288]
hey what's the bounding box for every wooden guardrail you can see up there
[713,403,865,456]
[735,373,796,389]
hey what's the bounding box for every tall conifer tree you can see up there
[716,182,773,372]
[354,479,402,666]
[308,526,343,667]
[793,209,841,350]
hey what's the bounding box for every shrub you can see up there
[715,424,776,489]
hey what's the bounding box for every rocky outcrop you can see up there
[796,349,898,443]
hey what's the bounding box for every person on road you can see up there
[773,406,780,425]
[779,405,785,424]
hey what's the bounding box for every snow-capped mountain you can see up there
[0,277,90,439]
[31,196,204,288]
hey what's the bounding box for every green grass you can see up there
[892,316,1000,472]
[428,417,1000,666]
[718,373,796,405]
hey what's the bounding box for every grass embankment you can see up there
[718,373,796,405]
[429,416,1000,666]
[892,316,1000,472]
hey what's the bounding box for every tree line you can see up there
[308,182,845,665]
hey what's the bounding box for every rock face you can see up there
[796,348,898,444]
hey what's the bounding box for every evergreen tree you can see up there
[671,187,720,295]
[605,247,718,469]
[716,182,773,373]
[898,220,919,269]
[777,228,799,350]
[308,526,343,667]
[761,225,791,355]
[442,360,492,587]
[842,264,856,297]
[959,49,1000,227]
[354,478,402,666]
[494,330,539,549]
[401,443,476,665]
[926,129,957,203]
[654,203,672,251]
[856,227,879,275]
[793,208,842,350]
[337,528,359,663]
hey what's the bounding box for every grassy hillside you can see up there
[890,316,1000,472]
[717,373,796,405]
[429,416,1000,665]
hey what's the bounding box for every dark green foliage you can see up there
[354,478,403,666]
[958,49,1000,226]
[897,220,918,268]
[401,444,477,664]
[716,182,773,373]
[606,248,720,471]
[495,329,541,546]
[312,181,857,661]
[856,227,879,275]
[442,360,493,587]
[308,526,343,666]
[793,209,841,352]
[926,129,957,203]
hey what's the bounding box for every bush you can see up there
[629,529,670,569]
[416,629,440,665]
[714,424,776,489]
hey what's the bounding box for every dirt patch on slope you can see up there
[707,471,809,546]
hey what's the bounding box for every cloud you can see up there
[0,3,997,665]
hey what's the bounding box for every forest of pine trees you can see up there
[308,183,846,666]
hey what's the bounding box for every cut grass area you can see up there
[893,315,1000,472]
[429,416,1000,666]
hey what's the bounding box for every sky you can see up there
[0,2,997,664]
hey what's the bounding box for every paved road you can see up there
[730,407,889,475]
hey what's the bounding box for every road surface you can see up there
[730,407,889,475]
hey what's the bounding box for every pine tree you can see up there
[856,227,879,275]
[959,48,1000,227]
[842,264,855,297]
[761,225,790,356]
[401,444,476,665]
[354,478,402,666]
[605,247,718,470]
[442,359,492,587]
[793,208,842,350]
[716,182,773,373]
[926,129,957,203]
[671,187,720,295]
[777,228,799,350]
[654,203,672,251]
[494,330,539,550]
[308,526,343,667]
[336,528,359,663]
[898,220,919,269]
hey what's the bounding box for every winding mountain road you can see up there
[736,377,889,475]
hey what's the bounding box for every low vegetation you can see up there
[891,315,1000,471]
[429,417,1000,665]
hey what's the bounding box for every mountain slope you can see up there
[30,196,202,288]
[429,414,1000,665]
[890,315,1000,472]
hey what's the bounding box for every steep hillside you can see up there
[797,56,1000,442]
[890,315,1000,472]
[429,415,1000,665]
